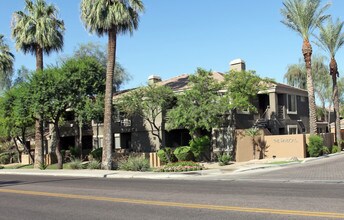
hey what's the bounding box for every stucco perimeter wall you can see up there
[264,134,306,159]
[235,129,263,162]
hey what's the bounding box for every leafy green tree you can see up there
[222,70,267,157]
[81,0,144,170]
[12,65,31,87]
[0,34,15,91]
[167,68,224,139]
[61,56,106,155]
[11,0,65,168]
[281,0,330,134]
[117,84,175,149]
[0,83,35,162]
[315,18,344,143]
[73,42,130,90]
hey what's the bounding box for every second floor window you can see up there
[287,94,297,114]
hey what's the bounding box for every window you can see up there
[287,95,297,114]
[287,125,298,134]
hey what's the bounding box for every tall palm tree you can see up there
[0,34,15,90]
[281,0,330,134]
[315,18,344,144]
[284,55,331,122]
[11,0,64,168]
[81,0,144,170]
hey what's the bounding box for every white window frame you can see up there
[287,94,297,114]
[287,125,298,134]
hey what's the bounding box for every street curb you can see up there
[301,151,344,163]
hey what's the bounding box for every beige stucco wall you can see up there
[236,129,264,162]
[264,134,306,159]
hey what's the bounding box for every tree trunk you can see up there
[34,46,44,169]
[102,27,117,170]
[78,121,83,158]
[302,40,317,134]
[13,137,22,163]
[54,122,63,169]
[21,128,34,163]
[330,58,341,144]
[34,119,44,168]
[227,109,237,160]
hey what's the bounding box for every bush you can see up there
[218,154,232,166]
[89,148,102,161]
[0,152,11,165]
[69,159,84,170]
[87,160,101,169]
[118,156,150,171]
[174,146,194,161]
[155,161,204,172]
[157,148,177,163]
[0,165,3,169]
[332,145,341,153]
[69,146,81,159]
[189,136,210,161]
[308,135,324,157]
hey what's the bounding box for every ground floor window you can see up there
[287,125,298,134]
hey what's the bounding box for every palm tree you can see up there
[281,0,330,134]
[315,18,344,144]
[81,0,144,170]
[284,55,331,122]
[11,0,64,168]
[0,34,15,90]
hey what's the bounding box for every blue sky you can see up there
[1,0,344,90]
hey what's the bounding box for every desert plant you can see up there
[89,148,102,162]
[322,146,330,155]
[189,136,210,161]
[118,156,150,172]
[331,145,341,153]
[69,159,84,170]
[87,160,101,170]
[157,148,177,164]
[308,135,324,157]
[38,163,48,170]
[174,146,194,162]
[218,154,232,166]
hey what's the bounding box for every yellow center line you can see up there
[1,188,343,218]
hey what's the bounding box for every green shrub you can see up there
[322,146,330,155]
[0,165,4,169]
[89,148,102,161]
[118,156,150,171]
[0,152,10,164]
[218,154,232,166]
[39,163,48,170]
[308,135,324,157]
[174,146,194,161]
[87,160,101,169]
[189,136,210,161]
[332,145,341,153]
[157,148,177,163]
[69,146,81,159]
[69,159,84,170]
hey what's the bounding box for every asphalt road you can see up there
[1,173,344,220]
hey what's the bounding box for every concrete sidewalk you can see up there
[0,152,342,180]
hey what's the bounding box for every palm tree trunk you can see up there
[34,46,44,169]
[102,27,117,170]
[302,40,317,134]
[330,58,341,144]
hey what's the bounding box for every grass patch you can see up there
[3,164,34,169]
